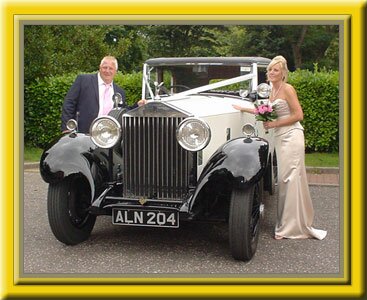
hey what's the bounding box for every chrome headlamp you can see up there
[242,123,256,138]
[176,117,211,151]
[90,116,121,148]
[257,83,271,98]
[66,119,78,131]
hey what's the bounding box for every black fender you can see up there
[39,133,103,201]
[188,136,269,212]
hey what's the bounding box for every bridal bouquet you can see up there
[254,101,277,133]
[254,101,277,121]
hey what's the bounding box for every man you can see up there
[61,56,146,133]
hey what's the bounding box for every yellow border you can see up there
[2,0,365,298]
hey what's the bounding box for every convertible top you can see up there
[145,57,271,67]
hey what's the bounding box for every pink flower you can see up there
[254,101,277,123]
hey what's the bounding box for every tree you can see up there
[24,25,144,83]
[24,24,339,85]
[283,26,308,68]
[223,25,339,71]
[300,25,339,70]
[144,25,229,57]
[223,26,290,63]
[103,25,147,72]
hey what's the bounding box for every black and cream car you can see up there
[40,57,276,261]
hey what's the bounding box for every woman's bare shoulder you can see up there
[283,83,298,96]
[284,82,295,91]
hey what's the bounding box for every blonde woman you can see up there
[233,55,327,240]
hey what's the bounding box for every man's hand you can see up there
[137,99,148,106]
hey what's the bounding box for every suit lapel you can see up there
[91,74,99,104]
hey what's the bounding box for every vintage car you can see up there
[40,57,277,261]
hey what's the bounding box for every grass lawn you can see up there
[304,152,339,168]
[24,147,43,162]
[24,147,339,168]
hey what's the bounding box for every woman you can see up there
[232,55,327,240]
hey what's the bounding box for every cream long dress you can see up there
[272,99,327,240]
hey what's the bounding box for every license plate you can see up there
[112,208,179,228]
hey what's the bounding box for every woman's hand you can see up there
[232,104,255,114]
[263,121,269,131]
[232,104,242,111]
[263,121,275,130]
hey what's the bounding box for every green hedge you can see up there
[24,71,143,148]
[288,68,339,152]
[24,74,76,147]
[25,69,339,152]
[113,71,143,106]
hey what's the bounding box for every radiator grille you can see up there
[123,116,192,200]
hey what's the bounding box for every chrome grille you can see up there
[123,116,192,200]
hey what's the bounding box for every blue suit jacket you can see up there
[61,73,136,133]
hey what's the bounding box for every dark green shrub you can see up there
[24,73,78,147]
[114,71,143,105]
[289,67,339,152]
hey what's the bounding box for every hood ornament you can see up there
[139,197,147,205]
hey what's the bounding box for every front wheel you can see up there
[47,175,96,245]
[229,183,262,261]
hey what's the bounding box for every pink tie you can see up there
[102,83,113,115]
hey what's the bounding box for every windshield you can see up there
[143,63,268,100]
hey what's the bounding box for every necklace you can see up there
[271,83,283,100]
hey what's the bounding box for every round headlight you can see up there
[90,116,121,148]
[242,123,255,137]
[257,83,271,98]
[66,119,77,131]
[176,117,211,151]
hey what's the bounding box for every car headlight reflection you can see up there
[90,116,121,148]
[177,117,211,151]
